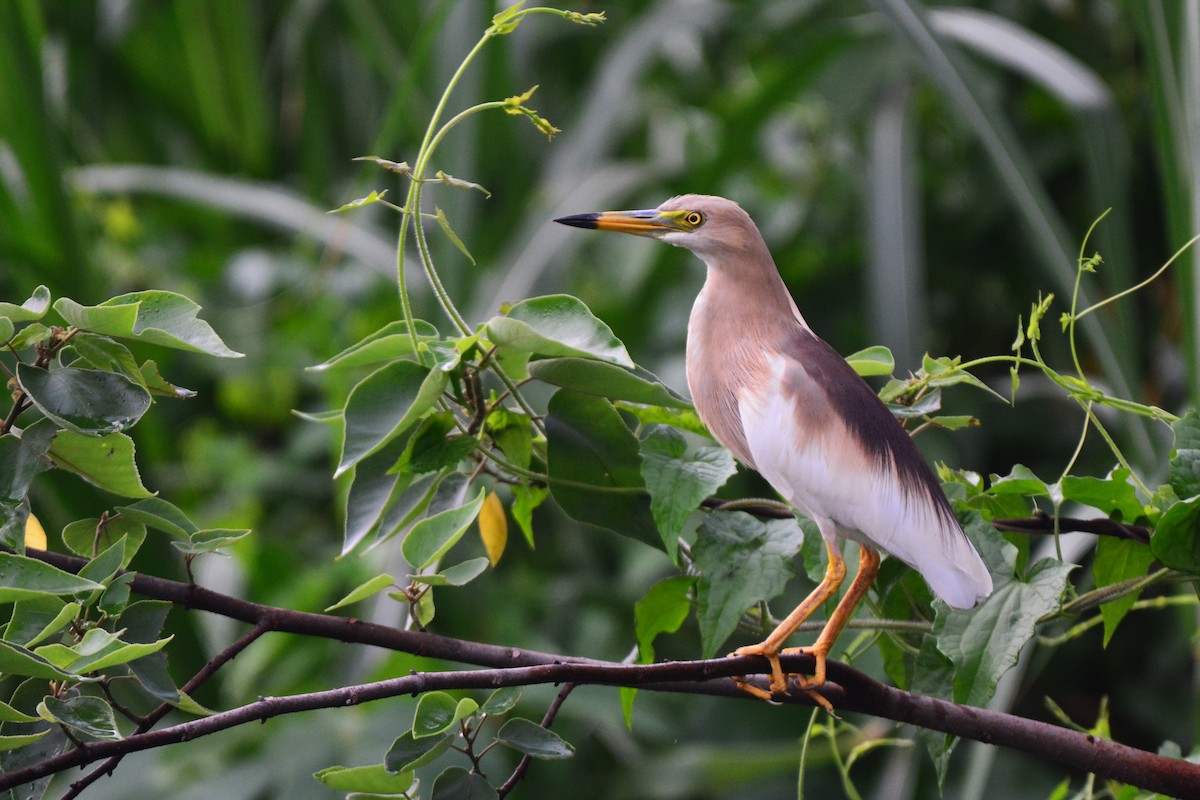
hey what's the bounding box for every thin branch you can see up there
[61,618,272,799]
[497,682,575,798]
[992,512,1150,544]
[16,549,1200,798]
[1,657,1197,798]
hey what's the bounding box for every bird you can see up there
[555,194,992,706]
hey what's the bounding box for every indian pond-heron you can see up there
[556,194,992,705]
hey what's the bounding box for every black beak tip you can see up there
[554,213,599,229]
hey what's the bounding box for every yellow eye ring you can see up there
[684,211,704,227]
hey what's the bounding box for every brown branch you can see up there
[1,656,1198,798]
[498,682,575,797]
[17,548,1200,798]
[992,511,1151,543]
[61,619,271,800]
[700,499,1153,543]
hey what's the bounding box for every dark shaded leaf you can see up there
[430,766,497,800]
[1170,410,1200,499]
[412,692,478,738]
[546,390,657,547]
[1151,496,1200,575]
[338,360,437,476]
[385,730,453,773]
[495,717,575,759]
[1093,537,1155,645]
[17,364,150,435]
[36,695,118,741]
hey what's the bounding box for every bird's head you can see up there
[555,194,763,265]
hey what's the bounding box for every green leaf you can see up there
[393,415,478,476]
[70,635,173,673]
[325,574,396,612]
[0,639,79,679]
[0,285,51,322]
[115,498,197,539]
[1093,537,1156,646]
[385,730,452,773]
[911,636,958,786]
[510,484,547,547]
[639,426,736,561]
[69,333,142,383]
[986,464,1050,497]
[635,575,697,663]
[329,189,388,213]
[412,692,479,738]
[486,295,633,367]
[1061,469,1143,521]
[435,206,475,264]
[49,431,154,498]
[0,699,41,723]
[78,536,127,587]
[0,553,104,602]
[480,687,521,716]
[486,408,532,470]
[545,390,658,547]
[0,731,49,751]
[9,322,53,351]
[17,364,151,435]
[0,421,55,506]
[495,717,575,759]
[54,292,243,358]
[338,360,440,477]
[692,511,806,658]
[1169,410,1200,499]
[528,358,691,408]
[615,402,710,438]
[411,557,490,587]
[171,528,251,555]
[342,437,414,556]
[1151,496,1200,574]
[6,598,79,648]
[430,767,498,800]
[933,515,1072,707]
[310,320,440,372]
[62,516,146,568]
[313,763,414,793]
[846,345,895,377]
[38,695,120,740]
[0,317,13,343]
[402,489,486,570]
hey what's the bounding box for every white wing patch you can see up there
[739,355,992,608]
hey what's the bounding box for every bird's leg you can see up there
[786,545,881,691]
[731,537,846,697]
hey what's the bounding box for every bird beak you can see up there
[555,209,686,237]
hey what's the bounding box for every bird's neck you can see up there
[694,254,808,334]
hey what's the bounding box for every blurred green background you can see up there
[2,1,1197,797]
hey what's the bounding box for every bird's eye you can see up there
[684,211,704,227]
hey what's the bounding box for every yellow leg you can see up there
[732,542,880,709]
[786,545,880,691]
[732,537,846,694]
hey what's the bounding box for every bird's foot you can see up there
[729,643,835,714]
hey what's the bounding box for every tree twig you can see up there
[16,548,1200,798]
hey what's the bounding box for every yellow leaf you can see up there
[479,491,507,566]
[24,514,47,550]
